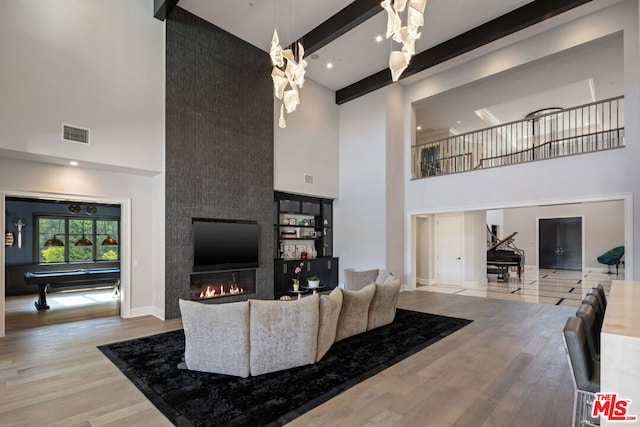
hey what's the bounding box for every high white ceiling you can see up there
[178,0,533,91]
[177,0,624,137]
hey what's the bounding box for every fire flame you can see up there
[199,283,245,299]
[200,286,216,299]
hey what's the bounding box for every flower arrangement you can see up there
[292,261,304,291]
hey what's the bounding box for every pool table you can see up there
[23,267,121,310]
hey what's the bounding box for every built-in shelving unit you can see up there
[273,191,338,299]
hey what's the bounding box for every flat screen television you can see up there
[193,218,259,272]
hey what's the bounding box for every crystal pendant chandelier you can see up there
[270,29,307,129]
[381,0,427,82]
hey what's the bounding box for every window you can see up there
[37,216,120,264]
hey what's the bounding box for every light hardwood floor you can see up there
[0,290,576,426]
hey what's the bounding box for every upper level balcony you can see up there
[412,96,624,179]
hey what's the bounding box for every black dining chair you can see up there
[591,284,607,311]
[582,294,604,331]
[575,303,600,360]
[562,316,600,427]
[588,288,605,313]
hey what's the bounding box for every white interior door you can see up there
[435,214,463,285]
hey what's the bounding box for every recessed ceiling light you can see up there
[375,35,383,43]
[326,62,334,69]
[457,120,461,124]
[69,161,78,166]
[416,126,422,131]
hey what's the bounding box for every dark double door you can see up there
[539,217,582,270]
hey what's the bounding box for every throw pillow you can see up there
[375,269,390,284]
[316,288,343,362]
[375,270,400,285]
[179,299,250,378]
[250,295,320,376]
[367,282,401,330]
[335,283,376,341]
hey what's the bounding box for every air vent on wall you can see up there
[62,124,90,144]
[304,174,314,185]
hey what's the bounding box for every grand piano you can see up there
[487,231,524,281]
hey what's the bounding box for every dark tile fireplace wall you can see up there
[165,7,274,318]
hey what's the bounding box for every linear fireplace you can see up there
[190,270,256,301]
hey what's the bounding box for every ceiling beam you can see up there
[293,0,382,56]
[336,0,593,105]
[154,0,180,21]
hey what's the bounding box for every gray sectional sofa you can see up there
[179,279,401,377]
[344,268,401,291]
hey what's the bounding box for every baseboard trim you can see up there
[129,306,165,320]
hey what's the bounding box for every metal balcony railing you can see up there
[412,96,624,179]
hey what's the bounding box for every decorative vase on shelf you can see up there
[292,279,300,292]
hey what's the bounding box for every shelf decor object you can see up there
[283,244,296,259]
[14,219,25,249]
[292,261,304,291]
[381,0,428,81]
[5,231,14,247]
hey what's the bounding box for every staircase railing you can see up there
[412,96,624,179]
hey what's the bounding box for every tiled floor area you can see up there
[417,267,621,306]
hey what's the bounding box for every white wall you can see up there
[0,0,165,174]
[404,0,639,281]
[274,79,339,198]
[502,200,625,270]
[385,84,405,280]
[334,84,408,283]
[151,173,166,319]
[335,89,387,279]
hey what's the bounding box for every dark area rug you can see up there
[98,309,471,427]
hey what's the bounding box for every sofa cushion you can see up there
[375,270,401,286]
[367,282,401,330]
[316,288,343,362]
[179,299,250,378]
[335,283,376,341]
[250,295,320,376]
[344,269,379,291]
